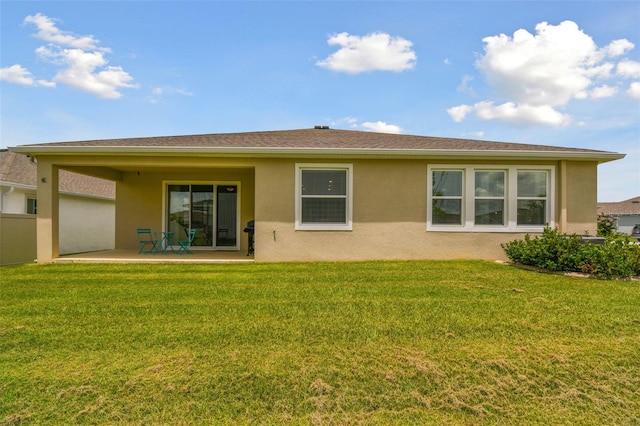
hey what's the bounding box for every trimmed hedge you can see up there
[502,227,640,279]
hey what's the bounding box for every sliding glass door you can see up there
[216,185,237,247]
[166,183,238,249]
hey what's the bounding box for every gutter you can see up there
[1,180,114,202]
[9,146,626,163]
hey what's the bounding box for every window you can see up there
[474,171,505,225]
[517,171,547,226]
[26,196,37,215]
[295,164,353,230]
[432,170,463,225]
[428,165,554,232]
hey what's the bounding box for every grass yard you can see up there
[1,260,639,425]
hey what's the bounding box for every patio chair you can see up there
[137,228,158,254]
[176,228,197,255]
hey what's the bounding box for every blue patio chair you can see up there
[137,228,158,254]
[176,228,197,255]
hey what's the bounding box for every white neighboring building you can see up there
[0,149,115,259]
[597,196,640,235]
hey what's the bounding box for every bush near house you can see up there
[502,227,640,279]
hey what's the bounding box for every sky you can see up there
[1,1,638,202]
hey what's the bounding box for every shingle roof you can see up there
[598,196,640,216]
[13,127,613,153]
[9,127,625,165]
[0,150,115,199]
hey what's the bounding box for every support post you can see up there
[36,160,59,262]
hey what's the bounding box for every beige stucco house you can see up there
[9,127,624,263]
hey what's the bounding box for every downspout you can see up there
[558,160,568,232]
[1,186,15,212]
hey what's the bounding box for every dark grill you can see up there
[243,220,254,256]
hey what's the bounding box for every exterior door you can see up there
[166,183,238,249]
[215,185,237,247]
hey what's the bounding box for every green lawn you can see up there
[1,261,639,425]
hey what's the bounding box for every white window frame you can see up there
[427,165,555,233]
[295,163,353,231]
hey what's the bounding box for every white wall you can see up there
[59,194,115,254]
[617,216,640,235]
[1,186,35,213]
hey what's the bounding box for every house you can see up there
[0,149,115,265]
[8,127,624,263]
[597,196,640,234]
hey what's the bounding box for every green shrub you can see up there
[577,236,640,278]
[502,226,640,279]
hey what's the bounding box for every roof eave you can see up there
[9,146,626,163]
[0,180,114,199]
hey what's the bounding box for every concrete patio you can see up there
[54,249,254,264]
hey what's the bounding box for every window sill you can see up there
[295,223,352,231]
[427,225,548,233]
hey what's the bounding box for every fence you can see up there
[0,213,36,266]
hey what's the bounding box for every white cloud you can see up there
[0,64,55,87]
[447,104,473,122]
[329,116,359,129]
[147,86,194,103]
[316,32,416,74]
[478,21,601,106]
[628,82,640,99]
[450,20,637,126]
[2,13,137,99]
[361,121,402,134]
[474,102,570,126]
[600,38,634,58]
[457,75,475,96]
[35,46,137,99]
[24,13,102,50]
[617,60,640,78]
[589,85,618,99]
[449,101,570,126]
[329,117,402,133]
[462,131,485,138]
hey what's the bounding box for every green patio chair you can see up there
[137,228,158,254]
[176,228,197,255]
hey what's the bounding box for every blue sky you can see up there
[1,1,638,202]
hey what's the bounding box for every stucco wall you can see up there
[562,161,598,235]
[255,220,525,262]
[253,159,546,262]
[31,154,602,262]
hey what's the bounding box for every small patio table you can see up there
[154,231,176,254]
